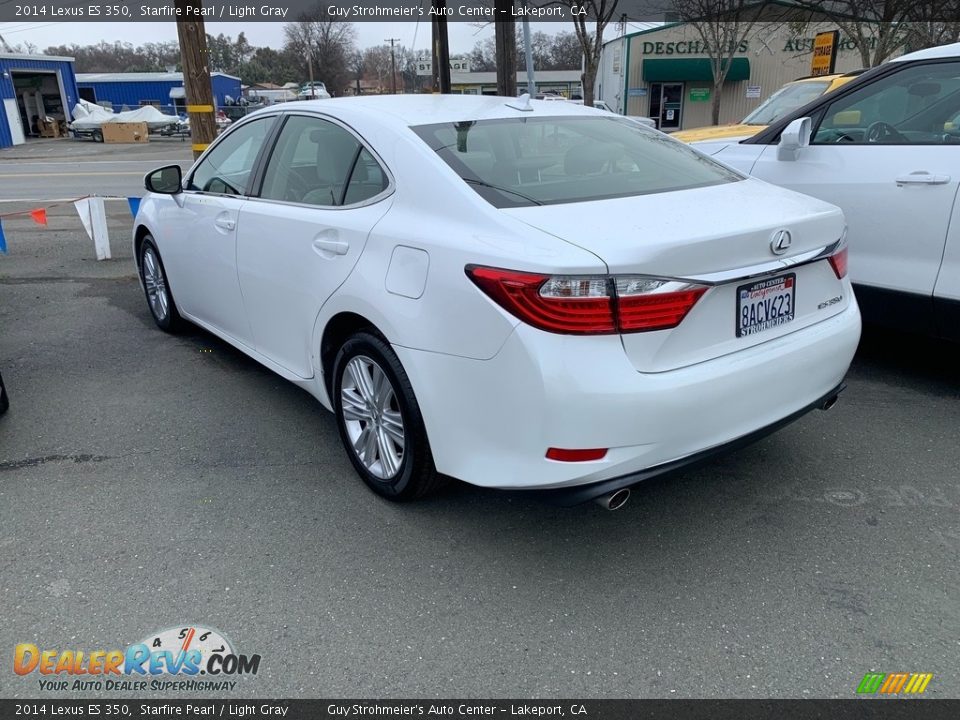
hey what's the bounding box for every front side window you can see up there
[813,61,960,144]
[259,115,387,206]
[412,116,741,208]
[187,116,274,195]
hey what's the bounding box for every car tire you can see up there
[0,371,8,416]
[92,129,103,143]
[332,331,445,501]
[139,237,184,333]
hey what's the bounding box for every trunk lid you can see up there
[503,178,850,372]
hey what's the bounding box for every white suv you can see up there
[696,42,960,341]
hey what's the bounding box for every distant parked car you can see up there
[672,71,864,144]
[695,42,960,340]
[134,96,858,508]
[1,371,8,415]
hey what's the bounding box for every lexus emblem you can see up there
[770,229,792,255]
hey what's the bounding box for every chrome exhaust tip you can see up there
[594,488,630,511]
[820,394,840,411]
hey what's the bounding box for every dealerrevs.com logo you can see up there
[14,625,261,692]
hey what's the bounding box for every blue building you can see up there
[76,72,242,117]
[0,53,80,149]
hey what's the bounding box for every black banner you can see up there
[4,0,958,24]
[2,700,960,720]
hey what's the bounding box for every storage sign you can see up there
[810,31,839,76]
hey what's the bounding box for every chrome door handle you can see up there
[214,216,236,231]
[312,238,349,256]
[895,172,951,186]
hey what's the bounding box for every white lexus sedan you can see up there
[134,96,860,509]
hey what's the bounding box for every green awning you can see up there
[642,58,750,83]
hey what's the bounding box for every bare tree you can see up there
[351,51,365,95]
[788,0,960,67]
[283,6,357,95]
[554,0,622,106]
[672,1,795,125]
[362,45,393,92]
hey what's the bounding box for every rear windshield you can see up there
[411,116,741,208]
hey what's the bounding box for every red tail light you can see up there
[616,277,707,332]
[466,267,616,334]
[828,246,848,279]
[466,266,708,335]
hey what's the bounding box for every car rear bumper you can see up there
[393,299,861,492]
[529,381,845,506]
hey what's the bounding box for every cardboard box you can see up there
[37,118,62,138]
[102,122,149,144]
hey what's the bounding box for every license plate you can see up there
[736,273,795,337]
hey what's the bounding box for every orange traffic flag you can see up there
[29,208,47,226]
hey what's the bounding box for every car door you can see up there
[161,115,276,345]
[235,114,392,378]
[738,60,960,316]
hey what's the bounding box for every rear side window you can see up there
[188,117,273,195]
[412,116,741,208]
[259,115,388,207]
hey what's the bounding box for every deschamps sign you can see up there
[638,35,881,57]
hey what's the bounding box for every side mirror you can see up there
[145,165,182,194]
[777,117,812,161]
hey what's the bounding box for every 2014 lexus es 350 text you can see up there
[134,96,860,509]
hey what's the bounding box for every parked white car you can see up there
[134,96,859,508]
[693,42,960,341]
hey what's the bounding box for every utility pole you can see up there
[494,5,517,98]
[385,38,400,94]
[431,1,451,93]
[174,0,217,159]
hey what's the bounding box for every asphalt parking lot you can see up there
[0,142,958,700]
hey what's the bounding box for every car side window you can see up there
[187,117,274,195]
[812,61,960,145]
[343,148,389,205]
[259,115,387,207]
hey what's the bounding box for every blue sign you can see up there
[627,87,648,97]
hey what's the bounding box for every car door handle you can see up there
[895,171,951,186]
[214,216,236,231]
[312,238,349,256]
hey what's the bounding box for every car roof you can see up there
[287,94,600,128]
[790,73,846,84]
[790,69,865,84]
[891,41,960,62]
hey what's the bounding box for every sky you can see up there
[1,20,524,56]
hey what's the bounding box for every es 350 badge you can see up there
[13,625,261,692]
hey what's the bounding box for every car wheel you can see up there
[92,129,103,143]
[332,331,444,500]
[139,237,183,332]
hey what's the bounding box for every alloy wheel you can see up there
[339,355,405,480]
[142,247,170,322]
